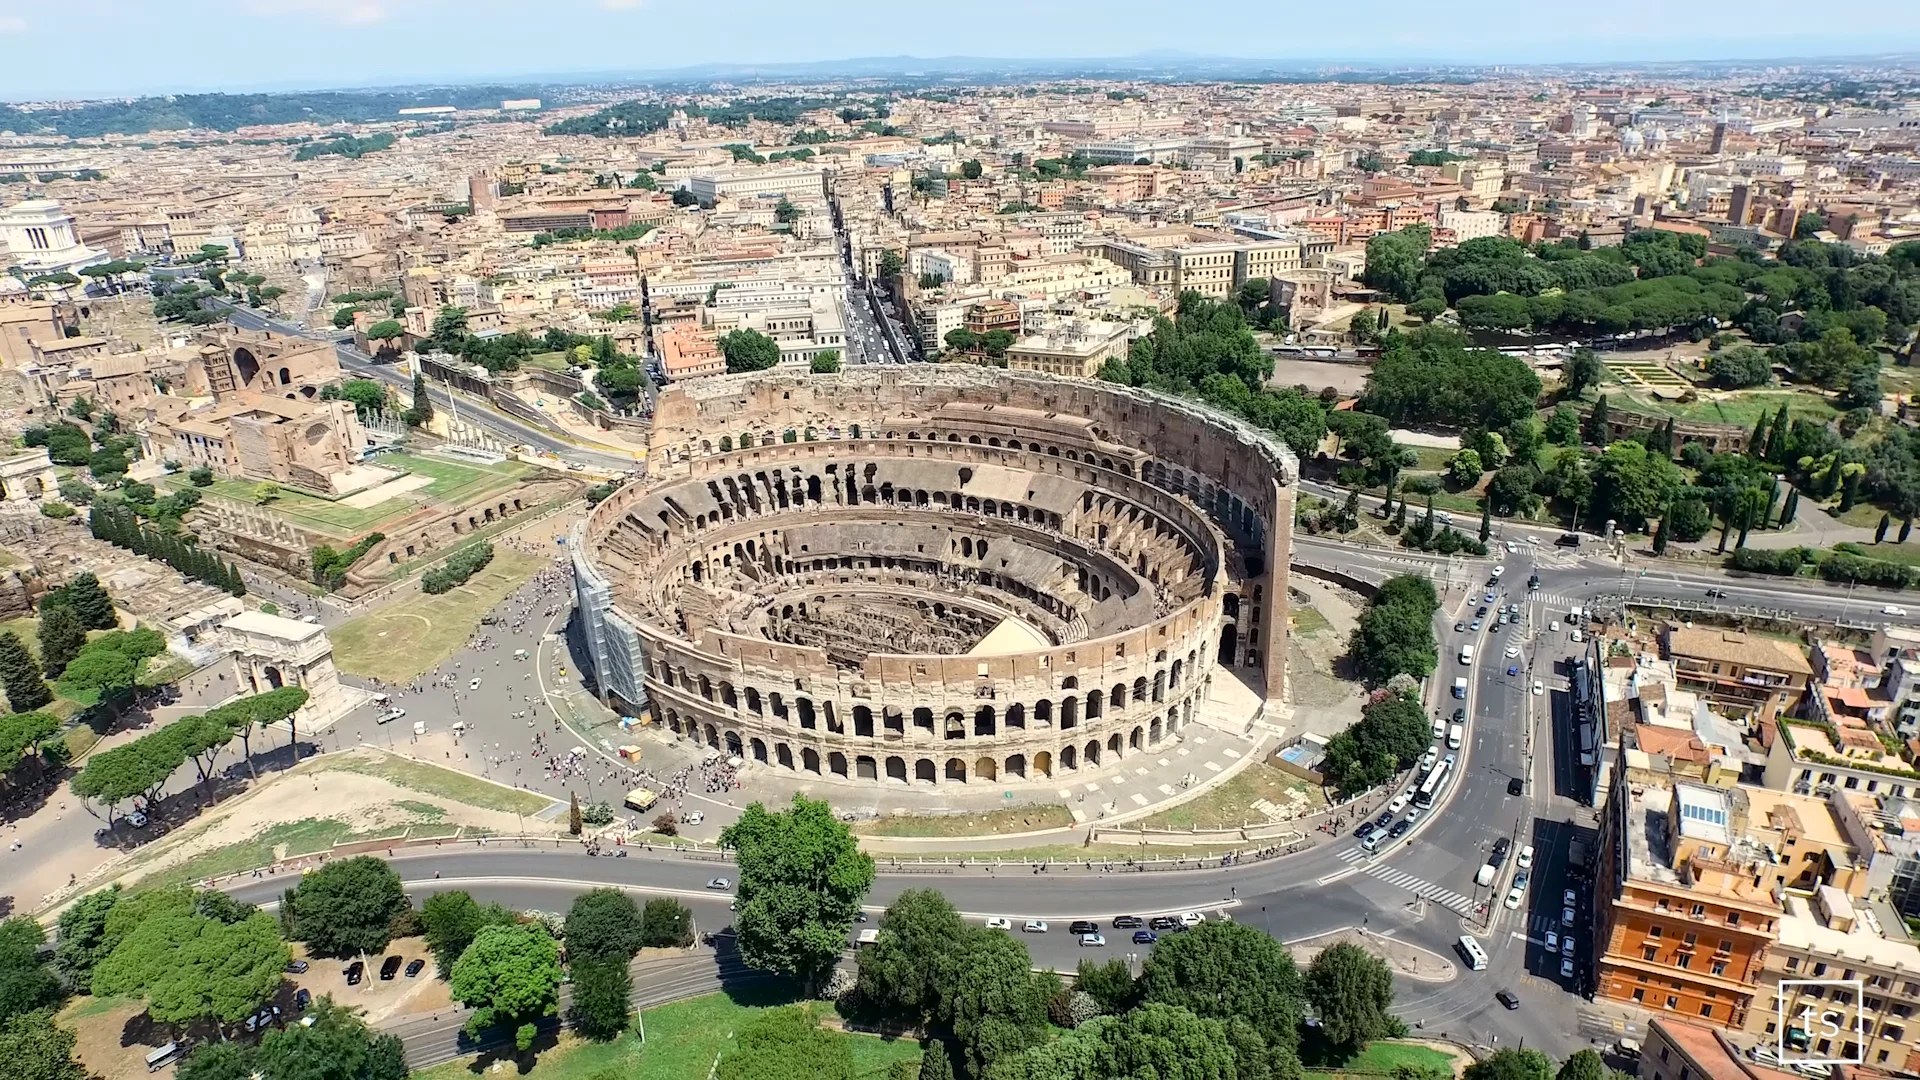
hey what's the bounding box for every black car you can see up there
[1132,930,1158,945]
[344,961,364,986]
[1496,989,1521,1010]
[1508,776,1525,796]
[294,989,312,1012]
[1373,810,1392,829]
[1068,921,1099,936]
[1451,708,1465,723]
[404,959,426,978]
[1148,916,1179,931]
[1354,821,1376,839]
[1111,916,1143,929]
[1476,605,1490,617]
[1387,820,1413,839]
[379,956,403,981]
[284,960,309,974]
[1492,837,1511,859]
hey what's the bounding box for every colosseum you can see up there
[571,365,1297,792]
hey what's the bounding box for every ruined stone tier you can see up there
[575,366,1299,788]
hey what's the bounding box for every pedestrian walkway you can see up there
[1361,864,1476,915]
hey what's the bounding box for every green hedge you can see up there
[1819,551,1917,589]
[1727,547,1812,575]
[421,542,494,594]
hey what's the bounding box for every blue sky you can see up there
[2,0,1918,100]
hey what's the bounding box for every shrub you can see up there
[651,812,678,836]
[39,501,75,518]
[581,801,615,825]
[421,543,494,594]
[1728,547,1812,576]
[1820,552,1916,589]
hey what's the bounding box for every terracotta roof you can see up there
[1635,722,1711,763]
[1667,627,1813,675]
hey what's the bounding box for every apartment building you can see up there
[1666,627,1813,724]
[1003,320,1133,379]
[1641,1018,1802,1080]
[1750,887,1920,1070]
[687,168,828,204]
[1082,229,1276,299]
[659,326,724,382]
[1594,776,1784,1027]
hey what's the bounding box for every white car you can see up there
[1533,679,1544,695]
[1178,911,1205,926]
[1504,645,1521,659]
[376,708,406,724]
[468,678,481,690]
[1079,933,1106,947]
[1562,906,1576,926]
[1559,957,1575,979]
[985,917,1012,930]
[1885,605,1909,617]
[1564,888,1578,906]
[1570,628,1584,643]
[1023,920,1049,933]
[1388,793,1410,813]
[1505,541,1517,553]
[1503,886,1524,910]
[1517,844,1534,870]
[1544,930,1560,952]
[1549,620,1560,632]
[706,877,731,890]
[1492,565,1506,578]
[683,811,705,826]
[1562,935,1576,958]
[126,810,149,828]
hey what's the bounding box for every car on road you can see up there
[1132,930,1158,944]
[1079,933,1106,947]
[1451,707,1466,722]
[1562,906,1576,926]
[1561,935,1575,958]
[376,708,406,724]
[1563,888,1577,906]
[1354,822,1376,840]
[1497,989,1521,1010]
[1179,911,1205,926]
[1419,749,1436,770]
[468,678,481,690]
[1505,645,1521,658]
[1571,628,1584,643]
[706,877,731,890]
[1533,680,1544,696]
[1024,920,1048,933]
[1508,776,1524,796]
[379,956,403,981]
[1485,589,1498,602]
[1544,930,1560,952]
[985,917,1012,930]
[1388,820,1412,838]
[344,961,364,986]
[1477,605,1490,617]
[285,960,309,974]
[1469,620,1482,631]
[1111,916,1143,929]
[127,810,148,828]
[1492,565,1505,578]
[1069,921,1099,935]
[1503,886,1524,910]
[1560,957,1576,979]
[1507,665,1521,676]
[683,811,705,826]
[405,959,426,978]
[1454,621,1466,632]
[1390,792,1412,813]
[1549,620,1561,632]
[1886,606,1909,616]
[1148,916,1179,931]
[1360,831,1382,851]
[1505,541,1517,553]
[1374,810,1393,829]
[1517,845,1534,870]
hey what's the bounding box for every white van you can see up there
[1451,677,1468,699]
[1459,643,1476,665]
[1475,863,1498,888]
[1447,723,1464,749]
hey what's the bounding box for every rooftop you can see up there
[1667,627,1814,676]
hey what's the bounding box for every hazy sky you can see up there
[2,0,1918,99]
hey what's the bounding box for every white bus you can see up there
[1457,934,1489,971]
[1415,758,1453,808]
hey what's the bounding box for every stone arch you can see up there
[802,747,821,774]
[1086,688,1103,720]
[829,752,848,777]
[724,731,743,756]
[945,757,967,783]
[853,705,874,737]
[704,724,719,748]
[1034,699,1053,726]
[974,705,996,737]
[885,756,907,783]
[915,758,937,784]
[776,743,795,769]
[1086,739,1102,766]
[1152,670,1166,702]
[750,737,768,763]
[1150,716,1163,743]
[1006,753,1027,779]
[1111,683,1127,710]
[262,666,284,690]
[857,755,878,780]
[975,757,998,782]
[1061,744,1078,770]
[1033,750,1052,777]
[1005,702,1026,729]
[1107,733,1123,757]
[1061,696,1079,729]
[1218,622,1238,665]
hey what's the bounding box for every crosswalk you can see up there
[1329,847,1476,914]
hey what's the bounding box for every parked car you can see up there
[379,956,403,981]
[1148,916,1179,931]
[468,678,480,691]
[1562,936,1576,958]
[1544,930,1560,952]
[1132,930,1158,945]
[284,960,309,974]
[1024,920,1049,933]
[1562,906,1576,926]
[405,959,426,978]
[1387,820,1413,839]
[1178,911,1205,926]
[344,961,364,986]
[1508,776,1524,796]
[1503,887,1524,910]
[1533,680,1544,696]
[1560,957,1576,979]
[683,811,704,826]
[294,988,311,1012]
[1069,921,1099,936]
[1517,845,1534,870]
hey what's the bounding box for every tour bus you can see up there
[1415,758,1453,809]
[624,787,659,813]
[147,1043,187,1073]
[1457,934,1489,971]
[1459,643,1475,665]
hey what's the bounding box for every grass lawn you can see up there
[314,751,555,816]
[1135,761,1324,832]
[182,453,530,538]
[1291,606,1332,636]
[1311,1040,1465,1075]
[330,546,544,682]
[521,350,574,373]
[1842,542,1920,567]
[1409,446,1454,471]
[133,817,365,888]
[852,804,1072,838]
[1621,390,1838,429]
[411,991,922,1080]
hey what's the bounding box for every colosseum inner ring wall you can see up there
[572,365,1298,790]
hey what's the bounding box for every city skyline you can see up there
[2,0,1920,99]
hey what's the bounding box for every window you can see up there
[1692,903,1707,917]
[1684,932,1698,946]
[1712,961,1728,976]
[1667,996,1680,1010]
[1645,945,1660,961]
[1728,912,1741,926]
[1815,963,1829,977]
[1650,926,1663,938]
[1719,940,1733,953]
[1677,954,1692,969]
[1788,957,1802,970]
[1700,1004,1714,1018]
[1885,1026,1904,1043]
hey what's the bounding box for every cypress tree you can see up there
[1479,500,1492,542]
[1586,394,1611,445]
[63,572,116,630]
[1651,513,1669,556]
[1878,514,1892,544]
[1749,412,1770,459]
[1903,517,1914,545]
[37,606,85,679]
[1781,488,1800,526]
[1767,407,1792,465]
[228,562,247,597]
[0,630,52,712]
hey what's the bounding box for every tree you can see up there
[0,631,52,712]
[366,319,405,355]
[639,897,694,948]
[1904,517,1914,545]
[1879,513,1893,544]
[1781,488,1801,526]
[53,642,137,708]
[48,572,115,629]
[0,1010,90,1080]
[1138,921,1304,1052]
[1592,441,1685,532]
[774,198,800,225]
[810,350,842,374]
[1464,1048,1556,1080]
[1706,345,1771,389]
[565,888,645,964]
[420,890,514,978]
[720,794,875,991]
[253,996,407,1080]
[405,370,433,427]
[54,885,120,989]
[1651,512,1669,555]
[91,910,288,1028]
[1305,942,1395,1051]
[878,250,905,280]
[291,856,408,957]
[720,329,782,374]
[177,1041,258,1080]
[0,919,60,1025]
[1564,348,1603,398]
[568,957,632,1041]
[1478,500,1493,543]
[1447,448,1483,486]
[1348,575,1439,686]
[448,923,562,1052]
[1558,1049,1609,1080]
[1584,394,1611,445]
[919,1041,956,1080]
[858,888,967,1021]
[940,929,1057,1079]
[569,790,582,836]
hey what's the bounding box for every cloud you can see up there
[242,0,388,22]
[0,15,27,32]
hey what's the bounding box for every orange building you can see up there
[659,326,724,382]
[1594,775,1784,1028]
